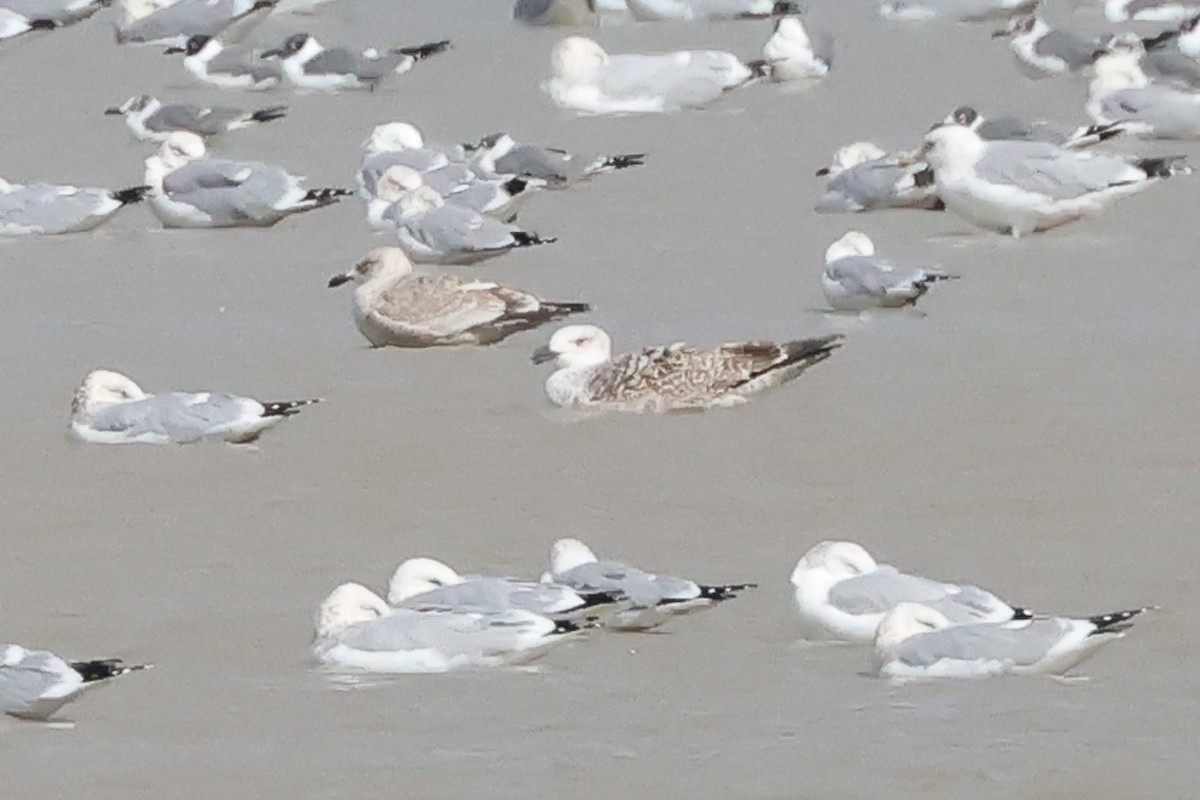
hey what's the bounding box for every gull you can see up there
[357,122,460,200]
[1105,0,1199,22]
[992,14,1100,77]
[877,0,1035,22]
[1090,34,1200,137]
[873,602,1154,678]
[944,105,1130,150]
[469,132,645,189]
[625,0,797,22]
[821,232,957,312]
[922,121,1190,237]
[105,94,286,142]
[440,175,544,222]
[789,541,1028,643]
[530,324,842,412]
[312,583,587,672]
[1,645,149,721]
[1,0,106,25]
[369,166,556,265]
[327,247,589,347]
[69,368,320,445]
[115,0,275,46]
[0,8,54,42]
[143,132,350,228]
[387,557,617,618]
[165,34,282,89]
[762,14,832,80]
[815,142,940,213]
[544,35,766,114]
[263,32,451,90]
[1,179,148,235]
[545,538,756,631]
[1141,19,1200,85]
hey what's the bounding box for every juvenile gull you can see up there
[470,132,645,189]
[313,583,586,672]
[144,132,349,228]
[821,232,957,312]
[327,247,588,347]
[165,34,281,89]
[115,0,275,46]
[1089,34,1200,137]
[532,324,841,412]
[878,0,1035,22]
[546,538,755,631]
[873,602,1154,678]
[1,645,149,721]
[544,35,766,114]
[264,32,450,90]
[625,0,797,21]
[370,166,556,265]
[70,368,319,445]
[762,15,832,81]
[815,142,940,213]
[387,557,616,618]
[922,121,1189,236]
[105,94,286,141]
[1,179,147,235]
[790,541,1028,643]
[944,105,1130,150]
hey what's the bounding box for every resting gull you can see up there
[625,0,797,22]
[762,14,832,81]
[815,141,940,213]
[106,94,286,141]
[944,105,1130,150]
[263,32,450,90]
[469,132,645,189]
[327,246,589,347]
[1089,33,1200,138]
[877,0,1035,22]
[992,14,1099,77]
[789,541,1029,643]
[873,602,1154,678]
[115,0,275,46]
[165,33,282,89]
[312,582,587,672]
[1,178,147,235]
[1,645,148,721]
[1105,0,1199,22]
[821,231,957,312]
[2,0,106,25]
[69,368,319,445]
[531,324,841,412]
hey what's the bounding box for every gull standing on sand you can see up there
[1089,34,1200,138]
[387,557,617,617]
[327,247,589,347]
[872,602,1153,678]
[1,645,148,721]
[144,132,349,228]
[531,324,841,412]
[469,132,645,189]
[625,0,796,21]
[370,166,556,265]
[762,15,832,81]
[0,179,147,235]
[544,35,765,114]
[921,121,1189,236]
[821,232,957,312]
[105,94,286,141]
[789,541,1028,643]
[815,142,940,213]
[69,369,319,445]
[546,538,756,630]
[878,0,1034,22]
[115,0,275,45]
[313,583,587,672]
[165,33,282,88]
[264,33,450,90]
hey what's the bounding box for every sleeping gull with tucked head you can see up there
[531,324,841,412]
[327,247,589,347]
[70,369,319,445]
[1,645,149,721]
[0,178,148,235]
[762,14,832,81]
[312,582,587,672]
[872,602,1154,678]
[544,35,765,114]
[263,32,450,90]
[143,131,350,227]
[164,34,282,89]
[821,231,957,312]
[105,93,286,142]
[357,122,455,199]
[815,141,939,213]
[545,538,756,630]
[789,541,1029,643]
[387,557,618,618]
[922,120,1190,236]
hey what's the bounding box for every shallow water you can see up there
[1,0,1198,796]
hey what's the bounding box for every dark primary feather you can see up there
[1087,606,1154,634]
[112,186,151,205]
[697,582,758,601]
[260,398,320,417]
[69,659,149,683]
[394,39,451,59]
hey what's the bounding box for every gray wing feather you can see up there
[149,104,244,135]
[975,142,1143,200]
[0,650,73,717]
[1099,86,1200,138]
[404,578,584,615]
[340,609,548,656]
[599,53,730,108]
[818,160,917,212]
[0,185,117,233]
[411,206,516,253]
[117,0,251,43]
[895,619,1069,668]
[1033,29,1095,71]
[86,392,255,443]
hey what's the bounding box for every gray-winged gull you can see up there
[1,645,149,721]
[263,32,450,90]
[105,94,286,141]
[821,231,957,311]
[1,179,148,235]
[165,34,282,89]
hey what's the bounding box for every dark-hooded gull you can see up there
[165,33,282,88]
[105,93,286,141]
[263,32,450,90]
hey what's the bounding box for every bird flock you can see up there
[0,0,1174,720]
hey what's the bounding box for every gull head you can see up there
[107,94,155,116]
[386,558,464,605]
[363,122,425,154]
[549,538,599,574]
[790,540,878,587]
[991,13,1039,38]
[921,123,985,172]
[71,369,148,417]
[376,165,443,214]
[328,247,414,288]
[551,36,608,85]
[265,32,321,60]
[944,106,984,131]
[475,132,517,158]
[1092,33,1150,91]
[314,582,391,641]
[156,132,206,169]
[817,141,886,177]
[530,324,613,369]
[874,602,952,650]
[825,231,876,263]
[166,34,216,58]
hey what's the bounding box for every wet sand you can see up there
[2,0,1198,796]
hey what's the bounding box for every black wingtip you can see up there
[545,301,591,317]
[772,0,800,13]
[1088,606,1155,633]
[1010,607,1035,620]
[29,18,57,29]
[70,659,151,683]
[113,185,151,205]
[511,231,557,248]
[606,153,646,170]
[250,106,288,123]
[744,58,771,79]
[261,398,321,417]
[503,177,530,195]
[1134,155,1192,179]
[303,187,353,206]
[553,616,601,634]
[579,590,622,608]
[698,582,758,601]
[396,39,451,60]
